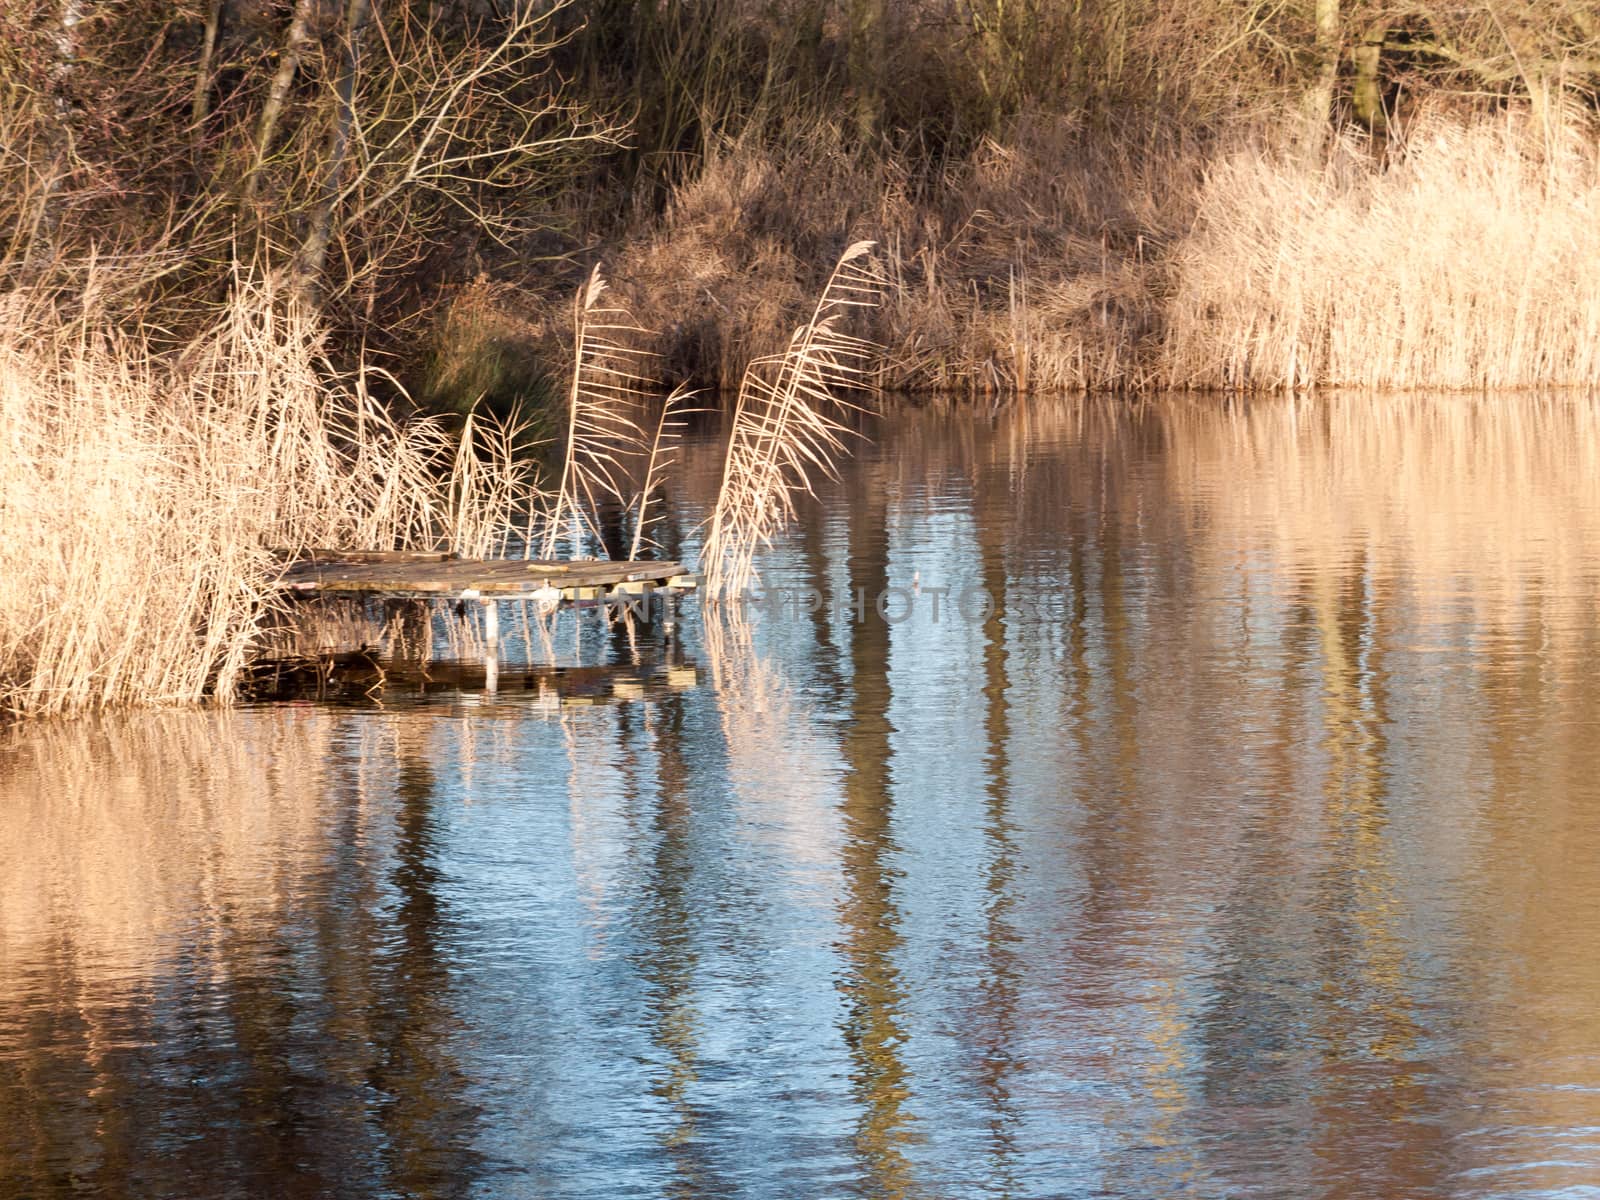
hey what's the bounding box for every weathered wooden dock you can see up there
[273,551,698,686]
[276,550,695,602]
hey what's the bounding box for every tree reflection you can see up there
[833,455,918,1198]
[971,448,1023,1193]
[366,739,484,1198]
[633,695,721,1198]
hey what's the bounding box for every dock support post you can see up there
[662,590,679,641]
[481,598,499,648]
[481,598,499,695]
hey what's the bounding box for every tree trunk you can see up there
[1352,22,1387,130]
[294,0,372,305]
[190,0,226,130]
[240,0,318,209]
[1300,0,1340,161]
[847,0,885,144]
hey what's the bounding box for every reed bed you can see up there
[1165,107,1600,391]
[540,267,656,559]
[0,283,534,720]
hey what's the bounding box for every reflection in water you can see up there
[833,458,916,1198]
[367,737,484,1197]
[1303,556,1436,1196]
[0,712,484,1196]
[972,447,1024,1195]
[635,695,716,1198]
[5,395,1600,1198]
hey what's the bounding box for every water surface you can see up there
[5,396,1600,1199]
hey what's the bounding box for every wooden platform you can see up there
[274,550,696,603]
[270,550,696,693]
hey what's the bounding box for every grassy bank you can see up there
[5,0,1600,722]
[7,1,1598,400]
[555,102,1600,396]
[592,112,1180,394]
[1165,105,1600,390]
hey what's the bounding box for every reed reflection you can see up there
[0,711,488,1199]
[867,395,1600,1194]
[0,711,341,1196]
[1101,396,1600,1193]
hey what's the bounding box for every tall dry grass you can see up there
[575,96,1600,398]
[540,267,654,559]
[1165,105,1600,391]
[699,241,882,599]
[0,282,534,720]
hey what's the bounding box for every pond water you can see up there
[5,396,1600,1199]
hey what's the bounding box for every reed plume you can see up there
[540,266,653,560]
[628,383,695,561]
[699,241,882,599]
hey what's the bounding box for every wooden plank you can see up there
[275,554,687,601]
[272,548,460,564]
[277,560,682,582]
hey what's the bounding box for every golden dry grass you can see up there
[541,266,655,559]
[1165,105,1600,391]
[0,281,535,720]
[585,101,1600,397]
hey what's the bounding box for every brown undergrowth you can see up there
[496,101,1600,397]
[591,112,1186,396]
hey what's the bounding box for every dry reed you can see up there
[540,266,653,559]
[1165,105,1600,391]
[0,280,534,720]
[699,241,882,599]
[629,384,695,561]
